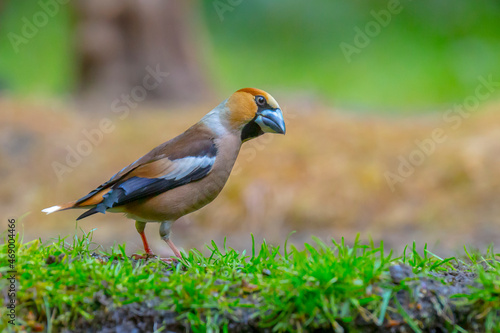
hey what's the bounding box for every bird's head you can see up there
[225,88,286,142]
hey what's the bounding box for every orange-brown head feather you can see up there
[226,88,280,130]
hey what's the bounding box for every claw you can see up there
[131,253,157,260]
[131,253,179,264]
[159,257,179,264]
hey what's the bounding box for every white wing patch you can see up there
[162,155,216,181]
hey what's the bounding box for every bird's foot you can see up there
[131,253,157,260]
[159,257,180,264]
[131,253,179,264]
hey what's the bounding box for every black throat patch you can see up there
[241,118,264,142]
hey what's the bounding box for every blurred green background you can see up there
[1,0,499,111]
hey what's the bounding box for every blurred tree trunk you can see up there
[76,0,210,105]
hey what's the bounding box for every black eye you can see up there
[255,95,266,107]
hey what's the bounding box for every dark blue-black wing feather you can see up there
[76,161,213,220]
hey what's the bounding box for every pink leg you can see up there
[159,221,181,262]
[158,221,181,262]
[164,238,182,258]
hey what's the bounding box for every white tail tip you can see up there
[42,205,61,214]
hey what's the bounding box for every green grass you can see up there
[1,231,499,332]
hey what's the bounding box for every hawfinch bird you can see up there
[42,88,286,260]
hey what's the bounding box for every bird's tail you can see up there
[42,201,77,215]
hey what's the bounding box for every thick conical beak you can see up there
[255,108,286,134]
